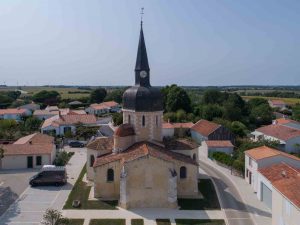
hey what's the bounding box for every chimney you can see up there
[281,170,287,178]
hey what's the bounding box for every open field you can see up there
[242,96,300,105]
[0,86,91,100]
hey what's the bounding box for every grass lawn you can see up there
[178,179,220,210]
[89,219,125,225]
[68,219,85,225]
[131,219,144,225]
[63,165,118,210]
[175,219,225,225]
[156,219,171,225]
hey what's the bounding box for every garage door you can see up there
[261,182,272,209]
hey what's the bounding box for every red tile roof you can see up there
[42,114,97,128]
[256,124,300,141]
[94,141,198,167]
[163,122,194,129]
[14,133,54,145]
[191,119,220,136]
[259,163,300,209]
[2,144,54,156]
[274,118,300,125]
[205,140,234,148]
[164,138,198,150]
[87,137,113,152]
[0,108,28,115]
[90,101,119,110]
[245,146,300,161]
[114,124,135,137]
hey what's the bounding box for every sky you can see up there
[0,0,300,86]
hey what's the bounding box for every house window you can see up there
[107,168,114,182]
[192,153,196,160]
[142,115,145,127]
[180,166,187,179]
[128,115,131,124]
[90,155,95,167]
[249,158,252,167]
[155,115,158,127]
[36,156,42,166]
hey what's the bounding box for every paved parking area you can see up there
[0,169,38,216]
[0,148,86,225]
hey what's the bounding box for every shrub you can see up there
[211,152,232,166]
[54,151,73,166]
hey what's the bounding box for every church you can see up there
[87,21,199,209]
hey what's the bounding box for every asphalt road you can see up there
[200,161,254,225]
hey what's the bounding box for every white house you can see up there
[190,119,234,144]
[86,137,114,180]
[19,103,40,112]
[273,117,300,130]
[0,108,31,121]
[199,140,234,158]
[258,163,300,225]
[162,122,194,138]
[251,124,300,153]
[85,101,120,116]
[244,146,300,195]
[41,114,97,136]
[268,99,287,110]
[0,133,56,169]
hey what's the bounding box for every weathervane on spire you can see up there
[140,7,144,26]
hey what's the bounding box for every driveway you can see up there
[0,148,86,225]
[200,161,254,225]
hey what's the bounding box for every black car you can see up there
[69,141,84,148]
[29,166,67,187]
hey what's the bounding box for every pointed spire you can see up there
[135,9,150,72]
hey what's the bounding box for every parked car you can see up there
[69,141,84,148]
[29,165,67,187]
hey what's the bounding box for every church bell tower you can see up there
[122,13,164,142]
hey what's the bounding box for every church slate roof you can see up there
[93,141,198,168]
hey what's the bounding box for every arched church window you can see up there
[180,166,187,179]
[128,115,131,124]
[192,153,197,160]
[107,168,114,182]
[90,155,95,167]
[156,115,158,127]
[142,115,145,127]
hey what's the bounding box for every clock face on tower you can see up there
[140,70,148,78]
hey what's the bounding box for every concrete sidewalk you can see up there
[62,208,224,225]
[198,152,271,225]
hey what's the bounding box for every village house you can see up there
[251,124,300,153]
[33,108,86,120]
[273,117,300,130]
[0,133,56,169]
[268,99,286,110]
[244,146,300,196]
[89,22,199,209]
[41,114,97,136]
[162,122,194,138]
[19,103,40,112]
[190,119,234,144]
[199,140,234,158]
[257,163,300,225]
[0,108,31,121]
[85,101,120,116]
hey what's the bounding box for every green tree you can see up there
[112,113,123,126]
[250,104,273,126]
[41,208,69,225]
[230,121,247,137]
[165,85,191,112]
[75,123,98,140]
[202,104,223,121]
[0,119,19,139]
[176,109,187,122]
[32,90,60,106]
[292,104,300,122]
[0,94,14,108]
[24,117,42,132]
[202,89,226,105]
[90,88,107,103]
[163,112,177,123]
[105,89,124,103]
[6,91,21,100]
